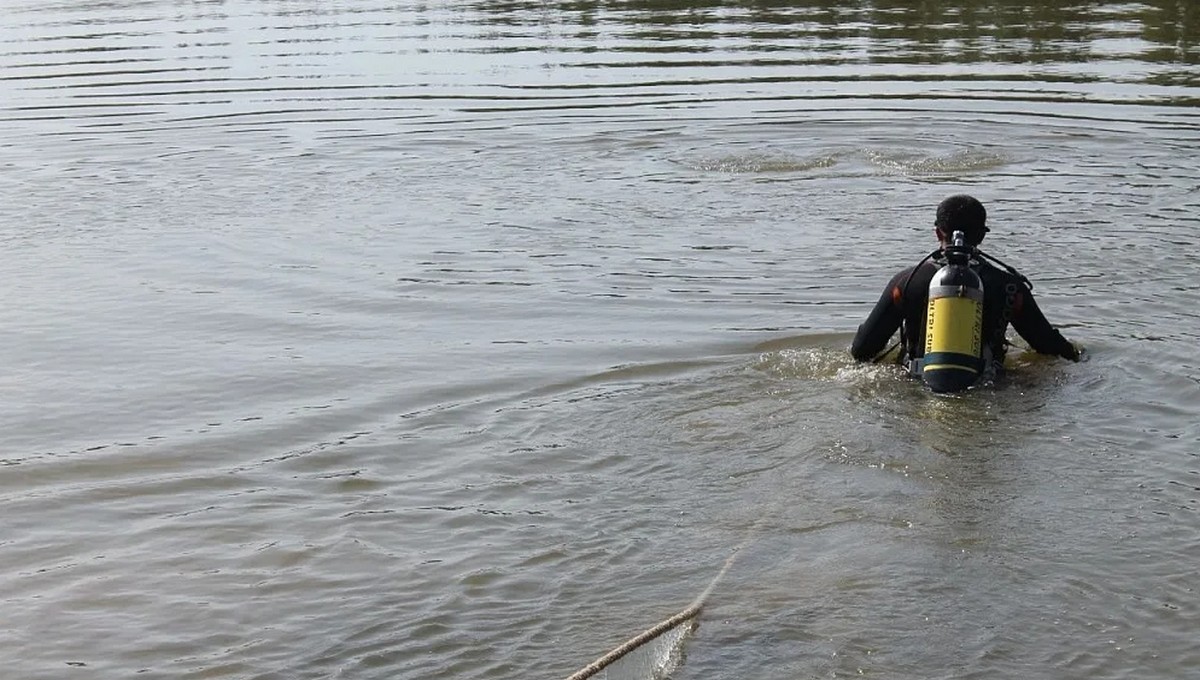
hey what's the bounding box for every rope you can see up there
[562,601,701,680]
[562,522,761,680]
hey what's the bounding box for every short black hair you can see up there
[935,194,988,245]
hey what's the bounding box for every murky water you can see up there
[2,2,1199,678]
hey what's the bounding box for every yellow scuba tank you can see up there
[921,230,983,393]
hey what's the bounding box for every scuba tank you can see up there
[919,230,984,393]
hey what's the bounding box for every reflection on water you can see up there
[457,0,1200,97]
[462,0,1198,68]
[2,2,1200,680]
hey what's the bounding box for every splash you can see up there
[753,347,902,383]
[687,152,839,174]
[865,148,1010,175]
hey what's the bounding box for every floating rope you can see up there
[563,525,758,680]
[562,600,701,680]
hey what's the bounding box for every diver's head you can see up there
[934,194,989,246]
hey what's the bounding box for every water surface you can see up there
[1,2,1199,679]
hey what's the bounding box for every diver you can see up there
[850,194,1080,389]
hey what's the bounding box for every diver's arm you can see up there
[1010,289,1080,361]
[850,271,907,361]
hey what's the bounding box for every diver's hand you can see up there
[1065,342,1084,362]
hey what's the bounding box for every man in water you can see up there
[850,195,1079,380]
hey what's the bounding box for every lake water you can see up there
[2,1,1199,678]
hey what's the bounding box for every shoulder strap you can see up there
[975,249,1033,290]
[885,249,942,365]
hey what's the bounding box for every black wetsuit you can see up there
[850,254,1078,373]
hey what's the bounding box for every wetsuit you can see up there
[850,254,1078,375]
